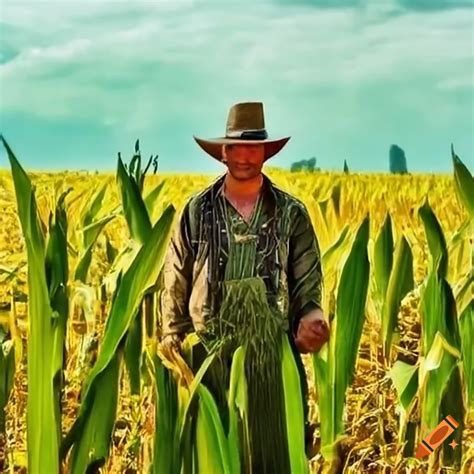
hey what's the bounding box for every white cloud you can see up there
[0,1,472,125]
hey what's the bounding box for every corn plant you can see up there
[116,141,166,396]
[418,199,463,469]
[313,215,371,464]
[372,213,414,361]
[2,135,71,474]
[59,144,175,471]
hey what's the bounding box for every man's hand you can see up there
[295,308,329,354]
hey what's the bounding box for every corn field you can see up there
[0,136,472,473]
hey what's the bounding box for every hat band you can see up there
[226,129,268,140]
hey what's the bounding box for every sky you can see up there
[0,0,473,174]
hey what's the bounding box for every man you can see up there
[160,101,329,471]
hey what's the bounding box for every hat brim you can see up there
[193,135,291,162]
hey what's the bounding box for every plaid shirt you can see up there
[159,172,323,339]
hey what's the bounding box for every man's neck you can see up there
[224,172,264,200]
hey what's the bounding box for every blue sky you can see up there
[0,0,473,174]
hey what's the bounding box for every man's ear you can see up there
[222,144,227,163]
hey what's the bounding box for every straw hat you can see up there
[193,102,291,162]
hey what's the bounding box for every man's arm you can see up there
[287,203,328,353]
[159,201,194,340]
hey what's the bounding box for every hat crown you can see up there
[226,102,266,137]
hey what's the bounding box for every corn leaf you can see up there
[227,346,247,474]
[382,235,414,359]
[46,192,70,453]
[452,145,474,220]
[145,181,166,216]
[281,335,309,474]
[459,300,474,408]
[0,339,15,435]
[2,135,59,474]
[195,385,232,474]
[69,350,122,474]
[373,213,394,302]
[117,157,152,244]
[314,215,370,460]
[419,271,461,434]
[152,354,180,474]
[419,199,448,277]
[81,183,108,229]
[124,308,143,395]
[333,216,370,425]
[389,360,418,411]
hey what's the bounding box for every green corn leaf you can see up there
[459,300,474,408]
[152,354,180,474]
[452,145,474,220]
[195,385,232,474]
[75,215,115,283]
[389,361,418,411]
[373,213,394,302]
[83,214,116,250]
[179,351,217,442]
[0,339,15,435]
[420,268,461,356]
[2,135,59,474]
[105,237,118,266]
[73,247,93,283]
[382,235,414,359]
[322,224,351,272]
[227,346,247,474]
[281,335,309,474]
[315,215,370,461]
[333,216,370,422]
[449,217,472,247]
[419,271,462,434]
[81,183,108,229]
[69,350,122,474]
[46,194,70,452]
[144,181,166,216]
[117,156,152,244]
[419,199,448,277]
[124,309,143,396]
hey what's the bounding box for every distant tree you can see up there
[290,157,319,172]
[389,145,408,174]
[343,159,349,173]
[291,161,303,172]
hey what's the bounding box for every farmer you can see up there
[160,101,329,472]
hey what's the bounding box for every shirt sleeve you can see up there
[287,203,324,336]
[159,200,195,338]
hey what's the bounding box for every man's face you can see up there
[222,144,266,180]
